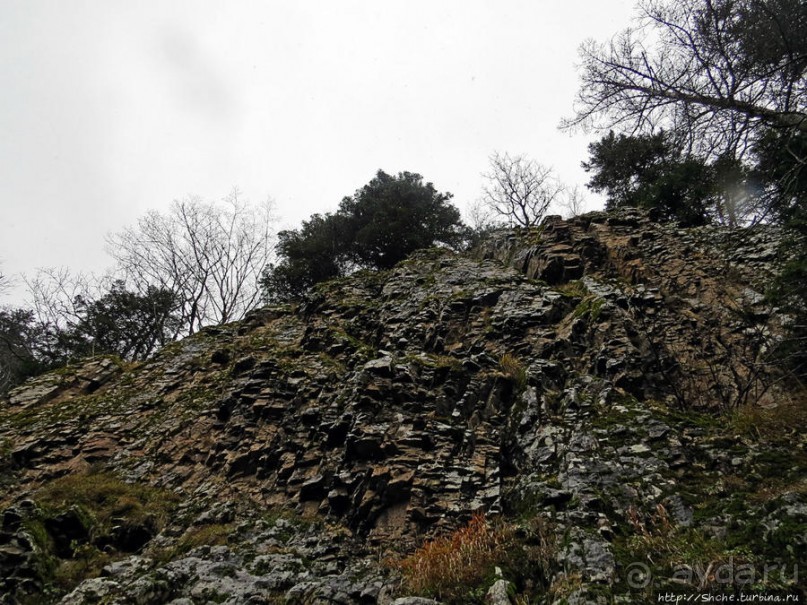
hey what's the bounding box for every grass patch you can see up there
[499,353,528,393]
[24,468,181,596]
[572,295,605,322]
[614,503,793,594]
[394,513,553,604]
[728,397,807,442]
[555,280,588,299]
[173,523,234,555]
[35,469,178,528]
[52,543,112,592]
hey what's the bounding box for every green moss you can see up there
[22,469,181,598]
[52,543,112,592]
[571,295,605,322]
[589,397,645,432]
[35,469,179,531]
[555,280,589,299]
[3,388,130,430]
[259,509,318,544]
[22,517,55,554]
[406,353,463,372]
[326,326,377,360]
[652,401,722,431]
[522,224,547,245]
[175,523,233,553]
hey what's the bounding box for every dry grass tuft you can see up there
[499,353,528,392]
[396,513,510,602]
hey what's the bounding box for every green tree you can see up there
[0,279,182,397]
[583,130,730,226]
[754,129,807,227]
[262,170,465,300]
[262,214,347,301]
[755,129,807,379]
[338,170,465,269]
[67,281,180,361]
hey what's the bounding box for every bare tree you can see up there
[562,0,807,158]
[23,267,100,333]
[107,189,275,337]
[555,185,587,219]
[481,152,565,227]
[465,199,501,232]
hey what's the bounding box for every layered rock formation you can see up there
[1,209,804,604]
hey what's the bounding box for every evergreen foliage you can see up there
[0,308,50,397]
[583,131,754,226]
[755,130,807,379]
[67,281,180,361]
[262,170,465,300]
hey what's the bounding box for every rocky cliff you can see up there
[1,209,805,604]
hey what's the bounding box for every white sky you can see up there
[0,0,637,304]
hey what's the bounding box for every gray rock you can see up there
[485,578,512,604]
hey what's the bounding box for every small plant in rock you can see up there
[499,353,528,393]
[555,280,588,299]
[626,503,674,545]
[572,295,605,322]
[547,571,584,601]
[622,503,757,593]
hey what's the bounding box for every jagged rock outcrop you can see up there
[1,209,804,604]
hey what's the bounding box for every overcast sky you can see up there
[1,0,637,304]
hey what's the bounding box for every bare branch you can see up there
[481,152,565,227]
[554,185,587,219]
[562,0,807,158]
[106,192,276,336]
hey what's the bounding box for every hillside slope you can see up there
[1,209,805,604]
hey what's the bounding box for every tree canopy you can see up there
[564,0,807,159]
[66,282,180,361]
[262,214,346,301]
[107,190,274,336]
[339,170,465,269]
[0,280,180,397]
[262,170,465,301]
[582,130,755,226]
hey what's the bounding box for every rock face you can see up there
[1,209,805,604]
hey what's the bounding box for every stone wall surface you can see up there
[1,209,804,604]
